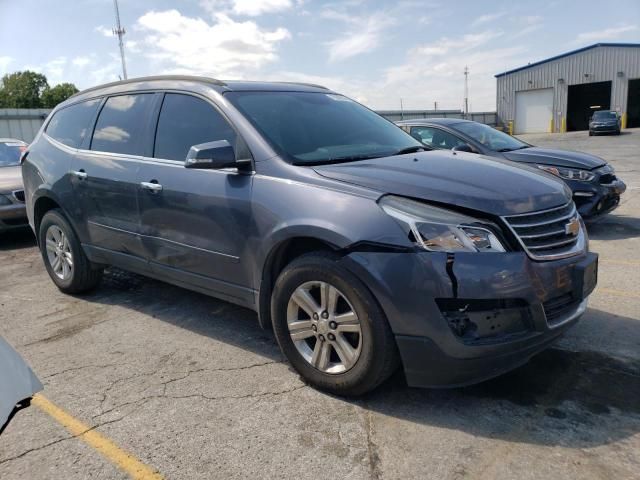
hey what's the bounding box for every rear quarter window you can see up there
[46,98,101,148]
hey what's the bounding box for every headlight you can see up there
[537,165,595,182]
[0,194,12,206]
[379,195,506,253]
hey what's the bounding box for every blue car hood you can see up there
[314,150,571,216]
[502,147,606,169]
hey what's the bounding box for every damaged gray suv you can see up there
[22,76,597,395]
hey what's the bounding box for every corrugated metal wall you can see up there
[497,45,640,132]
[0,109,50,143]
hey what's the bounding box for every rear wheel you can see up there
[39,209,103,293]
[271,252,399,396]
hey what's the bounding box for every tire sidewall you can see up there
[39,210,83,290]
[272,255,394,394]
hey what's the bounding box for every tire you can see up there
[38,209,103,294]
[271,252,399,396]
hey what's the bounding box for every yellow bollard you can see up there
[621,112,627,130]
[508,120,514,136]
[561,117,566,133]
[549,118,554,133]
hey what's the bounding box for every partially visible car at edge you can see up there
[589,110,621,136]
[396,118,626,219]
[0,139,29,233]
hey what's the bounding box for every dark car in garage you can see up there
[589,110,621,136]
[397,118,626,219]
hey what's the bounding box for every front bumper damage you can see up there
[343,249,597,388]
[0,335,43,433]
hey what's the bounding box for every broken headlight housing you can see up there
[536,165,595,182]
[379,195,505,253]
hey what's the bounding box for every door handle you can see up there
[140,181,163,192]
[71,170,87,180]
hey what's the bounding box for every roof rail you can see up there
[70,75,226,98]
[272,81,329,90]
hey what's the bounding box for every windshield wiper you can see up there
[393,145,427,155]
[497,145,529,152]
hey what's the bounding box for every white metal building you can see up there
[496,43,640,134]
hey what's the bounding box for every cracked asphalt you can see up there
[1,130,640,479]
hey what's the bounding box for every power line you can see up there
[112,0,128,80]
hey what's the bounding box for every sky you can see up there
[1,0,638,111]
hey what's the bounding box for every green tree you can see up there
[41,83,80,108]
[0,71,49,108]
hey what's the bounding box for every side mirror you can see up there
[452,144,474,153]
[185,140,236,169]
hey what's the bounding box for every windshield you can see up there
[593,111,617,120]
[225,91,422,164]
[454,122,529,152]
[0,142,25,167]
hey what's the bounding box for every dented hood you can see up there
[0,335,42,433]
[314,150,571,216]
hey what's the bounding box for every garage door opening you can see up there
[514,88,553,134]
[567,81,611,131]
[627,78,640,128]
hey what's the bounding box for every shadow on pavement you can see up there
[0,228,36,251]
[586,213,640,241]
[75,268,640,449]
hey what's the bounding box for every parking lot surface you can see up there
[1,129,639,479]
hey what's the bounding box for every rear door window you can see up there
[91,94,154,155]
[153,93,237,161]
[46,99,101,148]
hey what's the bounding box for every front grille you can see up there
[502,202,584,260]
[12,190,25,202]
[543,293,579,326]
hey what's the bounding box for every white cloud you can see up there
[0,56,13,74]
[136,10,290,78]
[72,56,91,67]
[409,30,503,59]
[471,12,506,27]
[325,12,396,62]
[200,0,293,17]
[574,24,638,44]
[378,31,523,111]
[510,15,543,39]
[95,25,113,37]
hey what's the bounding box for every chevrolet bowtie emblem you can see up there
[565,217,580,236]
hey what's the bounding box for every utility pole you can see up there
[434,101,438,111]
[463,66,469,118]
[112,0,128,80]
[400,98,404,120]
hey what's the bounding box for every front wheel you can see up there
[39,209,103,293]
[271,252,399,396]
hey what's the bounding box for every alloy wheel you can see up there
[45,225,73,280]
[286,281,363,374]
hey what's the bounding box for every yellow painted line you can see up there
[597,288,640,300]
[32,394,163,479]
[600,259,640,267]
